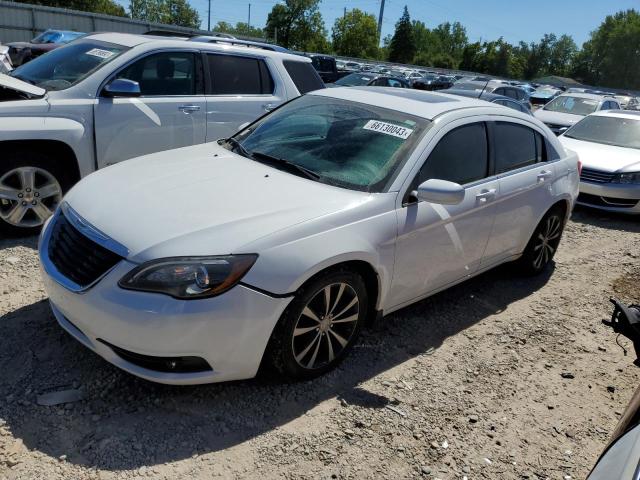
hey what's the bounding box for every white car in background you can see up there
[39,87,579,385]
[0,32,323,235]
[534,93,621,135]
[559,110,640,213]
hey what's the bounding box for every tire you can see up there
[516,206,566,275]
[0,150,71,237]
[264,269,368,381]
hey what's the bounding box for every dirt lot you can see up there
[0,206,639,480]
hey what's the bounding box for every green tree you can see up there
[213,21,264,39]
[572,9,640,89]
[130,0,200,29]
[549,34,577,77]
[16,0,125,16]
[332,9,379,58]
[388,6,416,64]
[264,0,329,51]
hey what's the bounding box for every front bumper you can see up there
[578,181,640,214]
[40,254,293,385]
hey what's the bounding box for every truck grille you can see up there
[48,212,123,288]
[580,167,615,183]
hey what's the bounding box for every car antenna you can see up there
[478,78,490,98]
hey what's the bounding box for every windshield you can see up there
[10,40,126,91]
[564,115,640,149]
[230,95,430,192]
[335,73,374,86]
[544,96,599,116]
[32,31,62,44]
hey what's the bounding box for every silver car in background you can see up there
[559,110,640,213]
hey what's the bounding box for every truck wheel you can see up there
[0,151,69,237]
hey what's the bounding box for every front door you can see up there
[389,121,499,309]
[94,51,207,168]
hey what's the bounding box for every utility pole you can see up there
[377,0,385,44]
[248,3,251,28]
[207,0,211,31]
[343,7,346,19]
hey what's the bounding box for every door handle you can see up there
[475,188,496,203]
[178,105,201,114]
[263,103,277,112]
[537,170,553,182]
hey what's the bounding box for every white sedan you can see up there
[39,88,580,385]
[559,110,640,214]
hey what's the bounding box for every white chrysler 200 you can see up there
[39,87,580,385]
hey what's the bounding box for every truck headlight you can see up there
[119,255,258,299]
[611,172,640,184]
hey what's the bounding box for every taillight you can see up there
[577,159,582,176]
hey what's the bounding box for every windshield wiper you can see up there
[220,137,252,159]
[251,151,320,181]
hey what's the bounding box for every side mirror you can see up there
[102,78,141,98]
[414,179,465,205]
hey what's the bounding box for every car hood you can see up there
[534,109,584,126]
[559,136,640,173]
[64,142,373,262]
[0,73,46,97]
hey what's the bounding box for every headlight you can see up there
[611,172,640,184]
[119,255,258,299]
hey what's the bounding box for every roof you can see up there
[556,92,608,101]
[591,110,640,121]
[443,88,509,102]
[82,32,308,61]
[310,86,501,120]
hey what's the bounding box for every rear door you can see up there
[94,50,206,167]
[389,121,499,308]
[203,53,282,141]
[481,120,557,266]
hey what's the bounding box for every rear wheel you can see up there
[517,207,565,275]
[0,151,68,236]
[265,269,368,381]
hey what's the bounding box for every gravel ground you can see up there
[0,206,639,480]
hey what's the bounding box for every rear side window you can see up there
[206,54,274,95]
[494,122,545,173]
[418,123,488,185]
[283,60,325,94]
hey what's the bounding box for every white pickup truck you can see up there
[0,33,324,235]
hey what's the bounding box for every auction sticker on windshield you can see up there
[363,120,413,139]
[85,48,115,59]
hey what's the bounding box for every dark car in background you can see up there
[330,72,410,88]
[491,85,532,110]
[413,73,454,91]
[307,54,339,83]
[7,29,85,66]
[442,88,533,115]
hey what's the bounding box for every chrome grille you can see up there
[580,167,615,183]
[47,212,123,288]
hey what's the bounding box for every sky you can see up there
[116,0,639,46]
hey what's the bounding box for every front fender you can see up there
[0,116,93,177]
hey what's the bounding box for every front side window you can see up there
[116,52,197,96]
[417,123,488,186]
[494,122,543,173]
[543,96,599,116]
[229,95,430,192]
[282,60,325,93]
[207,54,273,95]
[10,40,126,91]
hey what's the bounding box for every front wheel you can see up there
[265,269,368,381]
[516,207,565,275]
[0,152,67,236]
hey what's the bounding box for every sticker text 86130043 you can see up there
[363,120,414,140]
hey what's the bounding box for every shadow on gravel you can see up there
[0,235,38,250]
[0,263,554,471]
[570,205,640,233]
